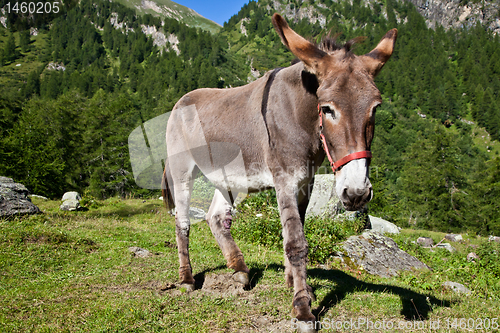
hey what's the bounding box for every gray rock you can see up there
[129,246,151,258]
[467,252,479,262]
[445,233,463,242]
[305,174,339,219]
[60,199,81,211]
[0,176,29,193]
[168,207,206,222]
[0,177,41,218]
[189,207,206,220]
[30,194,48,200]
[304,174,370,229]
[489,236,500,243]
[340,230,430,278]
[60,192,81,211]
[442,281,471,295]
[436,243,456,253]
[417,237,434,247]
[62,191,81,201]
[369,215,400,234]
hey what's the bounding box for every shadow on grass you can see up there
[241,263,453,321]
[193,265,228,290]
[308,268,453,321]
[192,264,269,291]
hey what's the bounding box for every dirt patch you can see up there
[201,273,247,296]
[159,273,247,297]
[162,273,295,331]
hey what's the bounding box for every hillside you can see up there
[0,0,499,235]
[114,0,221,33]
[404,0,500,34]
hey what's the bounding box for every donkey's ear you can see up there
[272,13,327,74]
[361,28,398,77]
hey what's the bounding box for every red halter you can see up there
[318,104,372,173]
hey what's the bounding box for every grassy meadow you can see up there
[1,196,499,332]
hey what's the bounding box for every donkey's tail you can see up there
[161,162,175,211]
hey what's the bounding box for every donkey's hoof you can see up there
[295,320,317,333]
[179,283,195,292]
[232,271,249,287]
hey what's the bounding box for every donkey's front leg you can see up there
[275,182,316,326]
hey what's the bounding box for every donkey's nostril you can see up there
[341,185,373,210]
[342,187,349,200]
[343,187,348,195]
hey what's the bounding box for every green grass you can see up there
[0,197,499,332]
[471,125,500,156]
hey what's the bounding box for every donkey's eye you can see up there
[321,106,336,119]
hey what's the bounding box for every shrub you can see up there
[232,191,282,250]
[232,190,365,264]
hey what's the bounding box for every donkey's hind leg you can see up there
[206,189,249,286]
[173,168,197,291]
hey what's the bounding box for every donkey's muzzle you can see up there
[340,183,373,211]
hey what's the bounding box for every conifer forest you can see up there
[1,0,500,235]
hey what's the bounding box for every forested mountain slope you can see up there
[0,0,248,198]
[113,0,221,33]
[404,0,500,34]
[0,0,499,235]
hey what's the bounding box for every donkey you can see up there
[162,13,397,331]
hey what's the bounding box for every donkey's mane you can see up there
[318,35,367,55]
[290,35,367,65]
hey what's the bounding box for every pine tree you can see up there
[19,30,30,53]
[23,70,41,98]
[4,33,17,63]
[397,125,469,231]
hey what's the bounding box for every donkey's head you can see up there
[272,14,397,211]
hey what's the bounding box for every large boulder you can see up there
[305,174,340,219]
[60,192,81,211]
[0,177,41,218]
[304,175,372,229]
[339,230,430,278]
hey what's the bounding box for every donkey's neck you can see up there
[273,62,321,131]
[263,62,324,167]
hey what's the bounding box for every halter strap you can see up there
[318,104,372,173]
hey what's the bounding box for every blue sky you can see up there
[176,0,250,26]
